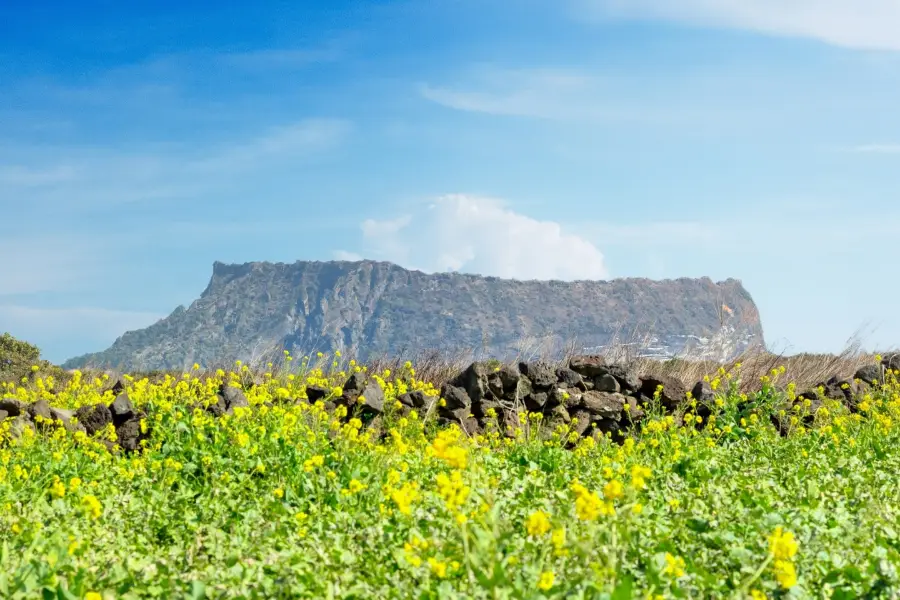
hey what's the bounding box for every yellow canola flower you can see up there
[436,470,470,511]
[48,478,66,498]
[525,510,551,536]
[663,553,686,578]
[603,479,624,501]
[773,559,798,589]
[537,571,555,591]
[428,557,448,578]
[81,495,102,520]
[768,526,798,560]
[571,480,612,520]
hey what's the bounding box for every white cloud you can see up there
[420,68,665,123]
[578,0,900,51]
[333,250,363,261]
[338,194,610,280]
[846,143,900,154]
[187,119,351,173]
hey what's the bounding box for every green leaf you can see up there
[611,576,634,600]
[190,580,206,599]
[55,585,79,600]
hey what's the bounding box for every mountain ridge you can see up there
[63,259,765,371]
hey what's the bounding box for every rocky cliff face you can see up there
[63,260,765,371]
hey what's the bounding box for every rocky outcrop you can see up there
[1,390,148,451]
[429,357,674,441]
[7,354,894,451]
[63,259,765,371]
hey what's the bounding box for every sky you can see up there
[1,0,899,363]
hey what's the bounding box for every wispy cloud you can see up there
[419,65,789,129]
[0,164,79,187]
[219,39,348,70]
[0,235,110,295]
[577,0,900,51]
[420,67,679,123]
[186,119,352,173]
[0,118,352,210]
[337,194,609,280]
[845,143,900,154]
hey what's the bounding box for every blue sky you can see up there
[2,0,899,363]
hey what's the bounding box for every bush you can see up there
[0,332,67,384]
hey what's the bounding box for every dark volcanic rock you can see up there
[109,392,135,425]
[8,415,34,439]
[49,407,85,433]
[440,384,472,411]
[205,395,228,417]
[0,398,25,417]
[75,404,113,436]
[569,356,608,378]
[398,390,429,409]
[448,362,497,404]
[518,362,557,389]
[109,377,126,396]
[691,380,716,404]
[605,364,641,393]
[27,400,53,423]
[854,364,882,386]
[579,391,629,420]
[116,419,145,452]
[305,385,330,403]
[555,368,583,389]
[341,372,368,404]
[639,375,687,411]
[221,385,250,409]
[594,374,620,393]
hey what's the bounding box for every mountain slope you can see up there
[63,260,765,371]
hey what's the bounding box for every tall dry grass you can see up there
[62,327,892,396]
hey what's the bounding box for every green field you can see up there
[1,353,899,599]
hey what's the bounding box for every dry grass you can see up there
[55,330,893,396]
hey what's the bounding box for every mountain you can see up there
[63,260,765,371]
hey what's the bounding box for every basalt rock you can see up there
[109,392,135,426]
[518,362,556,389]
[555,368,584,390]
[305,385,330,403]
[639,375,688,411]
[221,386,250,411]
[75,404,113,436]
[0,398,25,417]
[27,399,53,423]
[568,356,609,378]
[398,390,430,409]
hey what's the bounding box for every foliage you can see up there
[0,332,67,384]
[1,353,900,599]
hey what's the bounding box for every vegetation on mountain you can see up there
[62,260,765,372]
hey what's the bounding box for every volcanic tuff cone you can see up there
[63,260,764,371]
